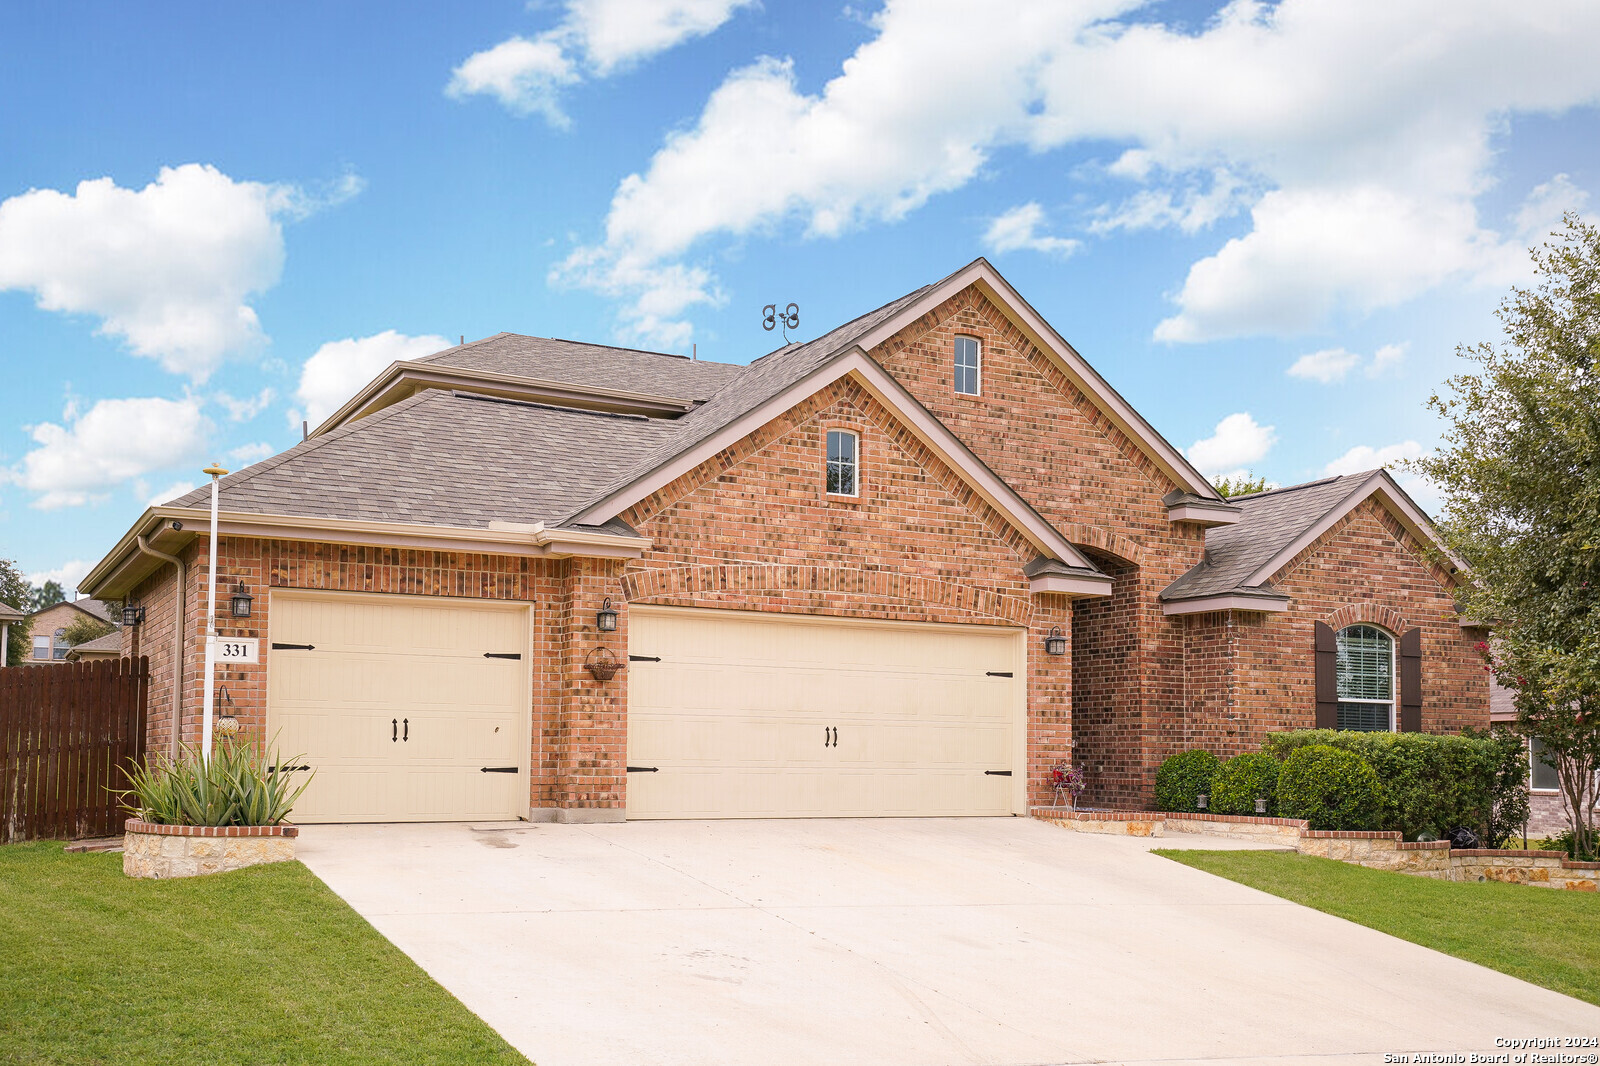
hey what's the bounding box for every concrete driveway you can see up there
[298,818,1598,1066]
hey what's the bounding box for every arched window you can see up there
[1336,624,1394,732]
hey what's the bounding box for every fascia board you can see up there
[1245,470,1465,587]
[573,349,1098,571]
[312,362,697,437]
[1162,593,1291,616]
[850,260,1221,501]
[1029,573,1114,597]
[1167,501,1243,526]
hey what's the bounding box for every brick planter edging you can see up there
[123,819,297,879]
[124,819,298,838]
[1030,808,1600,890]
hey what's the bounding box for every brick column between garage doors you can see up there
[553,557,629,819]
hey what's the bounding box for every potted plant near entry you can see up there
[1050,762,1088,809]
[120,734,314,879]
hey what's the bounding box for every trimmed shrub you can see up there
[1155,750,1220,812]
[1209,752,1281,816]
[1276,745,1382,831]
[1264,729,1509,841]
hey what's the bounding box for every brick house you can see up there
[20,597,117,664]
[80,259,1489,822]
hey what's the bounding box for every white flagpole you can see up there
[200,462,228,764]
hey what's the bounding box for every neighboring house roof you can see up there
[0,602,23,623]
[26,598,118,625]
[1161,469,1456,612]
[416,334,745,402]
[65,631,123,660]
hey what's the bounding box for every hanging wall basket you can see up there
[586,646,621,681]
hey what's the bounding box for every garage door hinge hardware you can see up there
[985,671,1013,677]
[271,642,315,651]
[268,765,310,773]
[626,766,659,773]
[484,652,521,659]
[824,726,838,747]
[629,654,661,662]
[984,770,1013,776]
[480,766,518,773]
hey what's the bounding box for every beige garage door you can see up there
[626,606,1025,819]
[268,592,530,823]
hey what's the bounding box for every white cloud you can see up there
[557,0,1600,344]
[1286,347,1361,384]
[449,0,753,125]
[1187,412,1276,479]
[1286,342,1405,383]
[0,164,352,381]
[214,387,275,422]
[146,480,197,508]
[227,442,275,466]
[1324,439,1425,478]
[983,203,1080,258]
[26,559,92,594]
[9,396,210,510]
[294,331,450,428]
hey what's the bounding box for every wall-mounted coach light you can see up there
[596,598,618,633]
[1043,626,1066,656]
[229,581,254,619]
[121,605,146,627]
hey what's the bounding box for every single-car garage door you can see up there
[268,591,530,823]
[626,606,1025,819]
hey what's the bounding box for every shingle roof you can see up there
[168,390,680,530]
[66,631,123,657]
[26,598,118,624]
[556,283,935,521]
[417,334,744,402]
[1161,473,1375,601]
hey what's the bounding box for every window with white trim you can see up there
[953,336,980,396]
[32,634,49,660]
[1530,737,1561,792]
[1336,624,1394,732]
[52,628,68,659]
[825,430,858,496]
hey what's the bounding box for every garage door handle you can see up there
[268,765,310,773]
[986,671,1013,677]
[272,642,315,651]
[480,766,518,773]
[484,652,521,659]
[392,718,398,742]
[984,770,1013,776]
[403,718,408,742]
[626,766,659,773]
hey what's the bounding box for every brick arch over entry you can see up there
[1061,524,1145,569]
[1325,602,1412,634]
[622,564,1034,627]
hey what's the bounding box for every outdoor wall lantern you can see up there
[1196,793,1209,811]
[1043,626,1066,656]
[121,605,146,627]
[596,598,618,633]
[229,581,254,619]
[215,686,240,738]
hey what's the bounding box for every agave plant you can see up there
[120,734,314,827]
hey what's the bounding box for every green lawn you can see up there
[0,842,530,1065]
[1158,849,1600,1006]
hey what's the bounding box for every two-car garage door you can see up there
[626,607,1025,819]
[268,592,529,823]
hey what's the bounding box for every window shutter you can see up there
[1314,622,1338,729]
[1399,627,1423,732]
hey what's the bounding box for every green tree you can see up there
[28,580,65,612]
[0,557,30,666]
[62,613,117,648]
[1213,473,1272,498]
[1411,214,1600,858]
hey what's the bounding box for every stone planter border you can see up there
[123,818,297,879]
[1031,807,1600,891]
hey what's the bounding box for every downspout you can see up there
[135,535,186,761]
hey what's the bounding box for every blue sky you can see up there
[2,0,1598,592]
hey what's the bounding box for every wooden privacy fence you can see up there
[0,657,148,843]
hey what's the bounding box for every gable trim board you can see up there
[1161,590,1292,616]
[571,348,1111,591]
[849,259,1222,501]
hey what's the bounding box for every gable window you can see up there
[826,429,858,497]
[1336,624,1394,731]
[954,336,981,396]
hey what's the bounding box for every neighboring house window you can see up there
[1335,624,1394,731]
[954,336,981,396]
[1530,737,1561,792]
[826,430,859,496]
[32,634,49,660]
[52,628,68,659]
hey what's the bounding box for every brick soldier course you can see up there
[82,258,1489,822]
